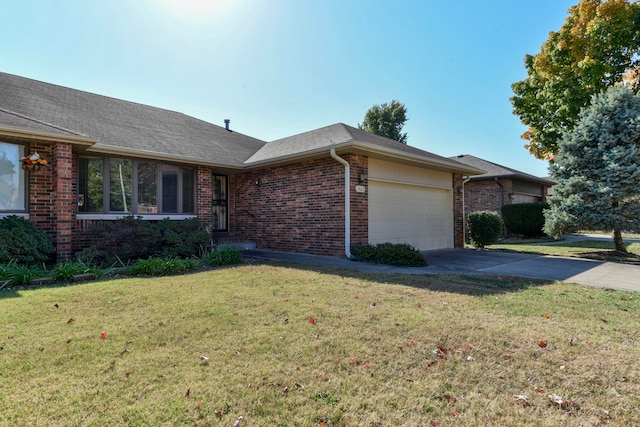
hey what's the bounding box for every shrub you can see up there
[51,261,95,283]
[87,217,210,265]
[129,257,199,276]
[201,247,244,267]
[351,243,427,267]
[0,216,55,265]
[0,260,46,287]
[156,218,211,258]
[467,211,503,248]
[87,217,159,264]
[502,203,549,237]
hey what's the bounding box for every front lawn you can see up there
[1,264,638,426]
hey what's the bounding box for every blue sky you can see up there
[1,0,577,176]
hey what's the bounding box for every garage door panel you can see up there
[369,181,453,250]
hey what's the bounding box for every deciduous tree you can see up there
[358,100,408,143]
[511,0,640,160]
[544,86,640,251]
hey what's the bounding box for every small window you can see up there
[0,141,27,211]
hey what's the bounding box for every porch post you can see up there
[53,142,74,262]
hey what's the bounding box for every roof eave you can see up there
[242,141,354,168]
[470,173,555,185]
[350,141,485,175]
[243,139,486,175]
[0,125,96,146]
[87,144,246,170]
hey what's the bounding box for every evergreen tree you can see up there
[544,86,640,251]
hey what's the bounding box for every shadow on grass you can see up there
[246,260,555,297]
[0,286,21,299]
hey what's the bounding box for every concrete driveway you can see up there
[423,248,640,292]
[244,241,640,292]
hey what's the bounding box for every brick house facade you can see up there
[1,72,482,263]
[452,155,554,216]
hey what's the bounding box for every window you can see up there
[109,158,132,213]
[0,142,27,211]
[78,156,195,215]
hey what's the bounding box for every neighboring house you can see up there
[0,71,483,262]
[450,154,555,217]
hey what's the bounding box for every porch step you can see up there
[215,241,256,250]
[209,231,255,250]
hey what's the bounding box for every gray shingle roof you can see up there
[450,154,554,185]
[0,72,484,175]
[246,123,483,174]
[0,72,266,167]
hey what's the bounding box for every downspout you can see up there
[462,176,471,242]
[330,148,356,260]
[494,177,504,209]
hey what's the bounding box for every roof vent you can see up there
[224,119,230,131]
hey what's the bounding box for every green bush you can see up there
[156,218,211,258]
[129,257,199,276]
[86,217,210,265]
[0,260,46,286]
[501,203,549,237]
[467,211,503,248]
[351,243,427,267]
[201,247,244,267]
[51,261,95,283]
[0,216,55,265]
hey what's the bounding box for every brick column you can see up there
[197,166,213,226]
[453,173,465,248]
[53,142,74,262]
[347,154,368,247]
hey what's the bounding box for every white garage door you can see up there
[368,181,453,250]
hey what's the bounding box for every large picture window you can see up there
[78,156,195,215]
[0,141,27,211]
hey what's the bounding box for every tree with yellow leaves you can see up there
[511,0,640,160]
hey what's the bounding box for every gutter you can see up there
[330,148,356,260]
[0,125,96,146]
[494,177,504,209]
[462,176,471,241]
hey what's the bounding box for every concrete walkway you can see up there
[243,236,640,292]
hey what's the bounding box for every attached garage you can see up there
[368,159,454,250]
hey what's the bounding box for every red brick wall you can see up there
[21,141,76,262]
[231,155,367,257]
[464,179,513,216]
[196,165,213,226]
[349,155,368,248]
[26,142,55,245]
[53,142,74,261]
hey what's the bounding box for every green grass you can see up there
[489,239,640,263]
[1,264,639,426]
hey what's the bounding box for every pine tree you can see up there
[544,86,640,252]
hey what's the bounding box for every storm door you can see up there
[212,174,228,231]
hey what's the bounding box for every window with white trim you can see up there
[78,156,195,214]
[0,141,27,211]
